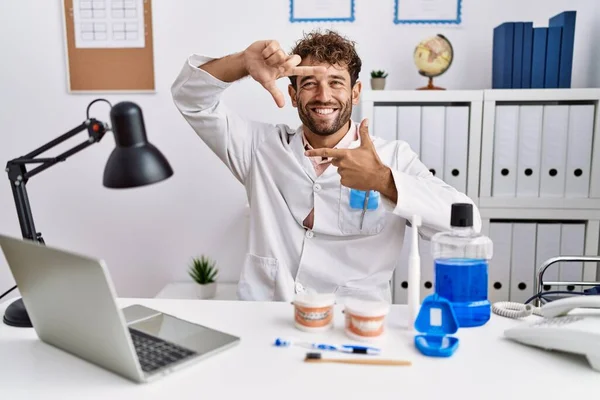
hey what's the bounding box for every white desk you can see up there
[0,298,596,399]
[155,282,238,300]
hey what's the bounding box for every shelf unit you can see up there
[359,88,600,304]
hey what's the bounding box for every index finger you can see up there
[304,148,347,158]
[287,65,327,77]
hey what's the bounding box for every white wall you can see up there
[0,0,599,301]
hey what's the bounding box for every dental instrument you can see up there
[304,352,411,366]
[407,214,422,330]
[273,338,381,355]
[360,191,370,230]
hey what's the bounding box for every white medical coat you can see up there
[171,54,482,303]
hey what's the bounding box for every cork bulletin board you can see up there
[62,0,155,92]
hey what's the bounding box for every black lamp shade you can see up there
[103,101,173,188]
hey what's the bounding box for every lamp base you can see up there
[3,298,32,328]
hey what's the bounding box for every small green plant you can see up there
[371,70,388,78]
[188,256,218,285]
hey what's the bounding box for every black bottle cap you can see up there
[451,203,473,227]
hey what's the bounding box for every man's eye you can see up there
[302,82,316,88]
[331,81,344,86]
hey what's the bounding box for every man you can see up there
[171,30,481,303]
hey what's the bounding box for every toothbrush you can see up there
[274,338,381,355]
[407,215,422,330]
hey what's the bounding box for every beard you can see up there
[297,97,353,137]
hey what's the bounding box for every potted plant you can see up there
[370,70,388,90]
[188,255,218,299]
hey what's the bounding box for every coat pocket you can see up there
[237,254,279,301]
[338,186,387,235]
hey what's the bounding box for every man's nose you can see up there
[314,83,332,102]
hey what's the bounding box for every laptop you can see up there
[0,234,240,383]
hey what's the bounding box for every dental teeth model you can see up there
[343,298,390,341]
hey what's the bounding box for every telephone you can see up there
[503,296,600,372]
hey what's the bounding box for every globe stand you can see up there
[417,77,445,90]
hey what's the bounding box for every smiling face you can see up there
[288,58,362,137]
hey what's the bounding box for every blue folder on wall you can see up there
[521,22,534,88]
[512,23,524,89]
[549,11,576,88]
[531,28,547,89]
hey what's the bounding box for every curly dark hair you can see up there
[289,29,362,88]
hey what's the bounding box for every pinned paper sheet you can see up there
[73,0,145,48]
[290,0,355,22]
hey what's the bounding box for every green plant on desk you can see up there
[370,70,389,79]
[189,256,218,299]
[370,70,388,90]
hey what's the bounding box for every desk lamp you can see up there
[2,99,173,328]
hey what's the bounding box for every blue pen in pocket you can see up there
[349,189,379,230]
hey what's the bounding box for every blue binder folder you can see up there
[521,22,534,88]
[544,26,562,88]
[531,28,547,89]
[512,23,524,89]
[492,22,515,88]
[549,11,576,88]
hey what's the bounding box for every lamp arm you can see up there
[5,118,109,242]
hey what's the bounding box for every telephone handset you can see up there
[503,296,600,372]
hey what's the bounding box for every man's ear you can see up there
[288,84,298,108]
[351,81,362,105]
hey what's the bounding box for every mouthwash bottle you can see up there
[431,203,493,328]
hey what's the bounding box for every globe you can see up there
[413,34,453,90]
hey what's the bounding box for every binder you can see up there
[420,106,446,179]
[549,11,576,88]
[372,106,397,142]
[540,105,569,197]
[531,28,548,89]
[443,106,469,194]
[535,223,562,292]
[492,22,514,88]
[393,226,412,304]
[558,223,585,293]
[512,22,524,89]
[521,22,534,88]
[488,223,512,303]
[516,105,543,197]
[419,237,434,302]
[565,105,594,198]
[492,105,519,196]
[544,26,562,89]
[509,223,537,304]
[396,106,422,155]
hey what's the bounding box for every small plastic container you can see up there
[414,294,459,357]
[292,293,336,332]
[343,299,390,341]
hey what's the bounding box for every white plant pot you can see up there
[370,78,386,90]
[195,282,217,299]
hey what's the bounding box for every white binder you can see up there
[509,223,537,304]
[396,106,421,155]
[492,105,519,196]
[420,106,446,179]
[535,223,562,292]
[540,105,569,197]
[488,223,512,303]
[516,105,543,197]
[565,105,594,198]
[443,106,469,193]
[559,223,585,292]
[372,106,397,142]
[419,237,435,302]
[393,226,412,304]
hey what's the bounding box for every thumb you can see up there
[263,81,285,108]
[358,118,372,148]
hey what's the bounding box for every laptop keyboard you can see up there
[129,328,198,373]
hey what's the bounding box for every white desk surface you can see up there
[0,298,596,399]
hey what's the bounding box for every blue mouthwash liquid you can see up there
[431,203,493,328]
